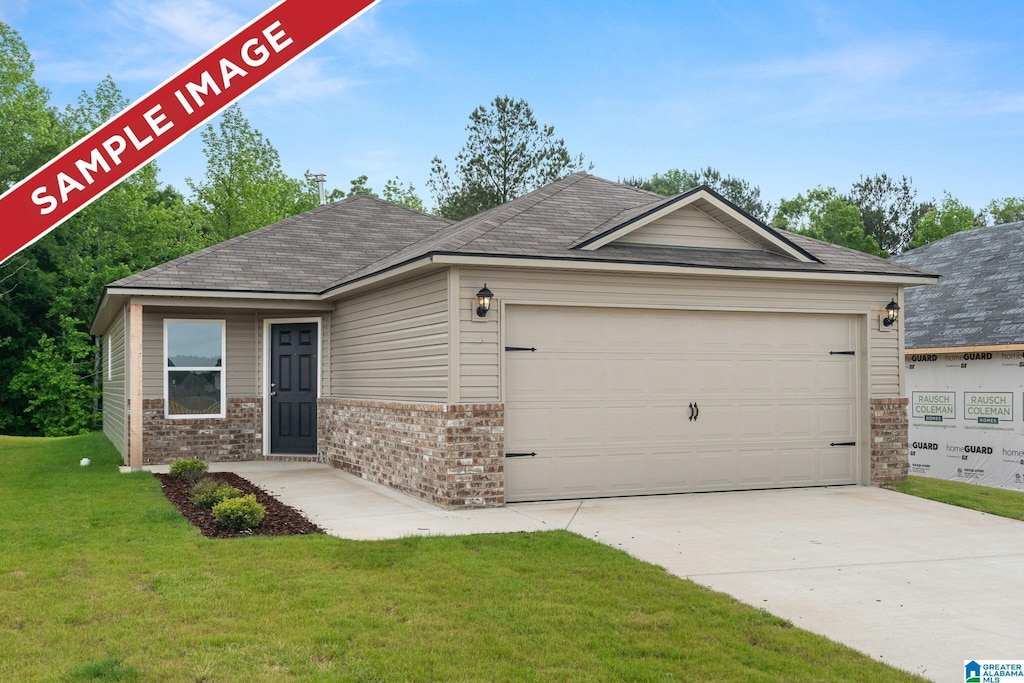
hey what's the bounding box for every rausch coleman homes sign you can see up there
[906,351,1024,490]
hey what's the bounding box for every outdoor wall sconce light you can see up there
[476,284,494,317]
[882,299,900,327]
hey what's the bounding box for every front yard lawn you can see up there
[0,434,925,682]
[885,475,1024,521]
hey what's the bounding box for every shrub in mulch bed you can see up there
[155,471,324,539]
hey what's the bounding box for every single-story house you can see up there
[91,173,936,508]
[892,221,1024,490]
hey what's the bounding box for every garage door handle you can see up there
[830,441,856,447]
[689,402,699,421]
[505,346,537,352]
[505,452,536,458]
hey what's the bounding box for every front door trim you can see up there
[262,316,322,456]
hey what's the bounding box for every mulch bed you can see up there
[155,471,325,539]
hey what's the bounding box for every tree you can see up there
[345,174,376,197]
[302,173,426,212]
[382,177,426,213]
[985,197,1024,225]
[187,105,313,242]
[428,96,591,220]
[10,316,97,436]
[848,174,929,255]
[622,166,772,221]
[907,192,981,250]
[772,187,886,257]
[0,21,58,191]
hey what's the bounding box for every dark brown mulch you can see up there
[155,471,325,539]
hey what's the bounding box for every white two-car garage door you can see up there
[504,305,860,502]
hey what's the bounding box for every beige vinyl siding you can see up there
[102,308,127,457]
[618,205,758,251]
[142,309,258,399]
[457,267,902,402]
[330,270,448,401]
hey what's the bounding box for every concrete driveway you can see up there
[186,461,1024,682]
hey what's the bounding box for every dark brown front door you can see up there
[270,322,318,454]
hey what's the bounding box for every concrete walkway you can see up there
[154,461,1024,681]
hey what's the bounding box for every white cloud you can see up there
[333,8,422,69]
[250,57,363,105]
[112,0,245,51]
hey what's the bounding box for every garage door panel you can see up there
[818,360,857,394]
[690,402,736,441]
[560,314,606,349]
[734,359,774,393]
[650,359,693,396]
[649,450,692,491]
[692,320,734,352]
[505,306,859,502]
[555,406,606,444]
[818,402,857,438]
[816,318,855,347]
[693,360,735,394]
[555,453,605,495]
[604,406,649,443]
[776,404,817,439]
[558,359,603,396]
[820,447,855,481]
[735,405,775,438]
[506,455,557,499]
[506,357,552,397]
[603,358,648,396]
[647,405,693,442]
[694,448,738,488]
[648,314,694,350]
[778,448,816,483]
[604,317,648,351]
[777,360,818,393]
[605,453,649,493]
[736,449,777,485]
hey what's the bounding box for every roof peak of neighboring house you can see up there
[892,221,1024,350]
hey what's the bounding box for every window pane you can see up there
[167,322,222,368]
[167,370,222,415]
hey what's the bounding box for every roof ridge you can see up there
[445,172,591,251]
[597,174,668,199]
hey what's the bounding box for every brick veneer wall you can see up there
[319,398,505,509]
[870,397,909,484]
[139,397,262,464]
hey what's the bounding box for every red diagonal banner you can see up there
[0,0,378,265]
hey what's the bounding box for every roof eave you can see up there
[427,253,939,285]
[91,249,939,335]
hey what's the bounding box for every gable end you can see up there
[578,187,817,263]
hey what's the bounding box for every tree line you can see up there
[1,21,1021,437]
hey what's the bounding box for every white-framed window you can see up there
[164,319,226,419]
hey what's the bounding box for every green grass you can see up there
[886,475,1024,521]
[0,434,925,682]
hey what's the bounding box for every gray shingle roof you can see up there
[891,221,1024,349]
[110,173,931,296]
[110,195,452,293]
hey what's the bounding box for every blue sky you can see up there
[2,0,1022,214]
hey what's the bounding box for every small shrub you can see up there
[168,458,208,485]
[189,478,242,509]
[212,494,266,531]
